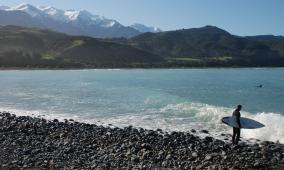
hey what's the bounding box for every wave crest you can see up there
[1,102,284,143]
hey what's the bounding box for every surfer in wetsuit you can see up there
[232,105,242,145]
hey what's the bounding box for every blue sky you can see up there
[1,0,283,36]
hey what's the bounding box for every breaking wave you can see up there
[1,102,284,143]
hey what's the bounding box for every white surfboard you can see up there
[222,116,265,129]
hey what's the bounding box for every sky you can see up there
[0,0,283,36]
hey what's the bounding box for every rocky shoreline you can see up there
[0,112,283,169]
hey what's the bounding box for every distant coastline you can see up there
[1,66,284,70]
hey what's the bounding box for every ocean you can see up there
[0,68,283,143]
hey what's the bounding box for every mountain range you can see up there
[0,3,284,68]
[130,23,162,33]
[0,3,161,38]
[0,25,163,68]
[125,26,284,67]
[0,25,284,68]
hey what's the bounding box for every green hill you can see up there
[126,26,284,67]
[0,25,163,68]
[1,25,284,68]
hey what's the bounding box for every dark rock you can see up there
[141,143,152,150]
[268,144,281,152]
[200,130,209,134]
[131,155,139,163]
[204,136,213,143]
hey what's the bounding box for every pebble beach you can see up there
[0,112,283,169]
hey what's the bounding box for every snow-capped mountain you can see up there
[38,6,67,21]
[0,3,161,38]
[9,3,45,17]
[130,23,162,33]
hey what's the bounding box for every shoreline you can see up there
[0,66,284,71]
[0,112,283,169]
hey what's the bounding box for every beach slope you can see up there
[0,112,283,169]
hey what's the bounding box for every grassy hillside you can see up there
[0,26,163,68]
[126,26,284,67]
[1,25,284,68]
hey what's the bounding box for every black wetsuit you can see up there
[232,109,241,144]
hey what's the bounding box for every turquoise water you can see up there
[0,68,283,142]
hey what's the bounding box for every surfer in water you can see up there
[232,105,242,145]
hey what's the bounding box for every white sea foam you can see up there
[242,112,284,143]
[99,103,284,143]
[1,102,284,143]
